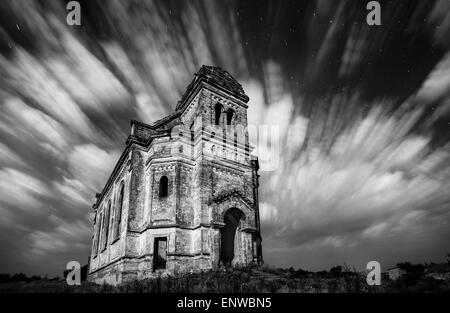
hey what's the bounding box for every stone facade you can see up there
[88,66,263,285]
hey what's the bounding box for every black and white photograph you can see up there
[0,0,449,307]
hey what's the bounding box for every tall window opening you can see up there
[94,213,102,255]
[153,237,167,271]
[96,213,103,254]
[215,103,222,125]
[103,201,111,248]
[226,108,235,125]
[114,184,124,240]
[190,121,195,144]
[159,176,168,198]
[101,209,108,250]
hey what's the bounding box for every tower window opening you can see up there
[215,103,222,125]
[159,176,169,198]
[190,121,195,144]
[226,108,235,125]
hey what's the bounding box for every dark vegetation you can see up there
[0,260,448,293]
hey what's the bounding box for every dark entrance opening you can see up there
[153,237,167,271]
[221,208,244,266]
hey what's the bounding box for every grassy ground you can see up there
[1,266,449,293]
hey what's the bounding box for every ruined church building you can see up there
[88,66,263,285]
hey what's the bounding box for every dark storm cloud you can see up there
[0,0,449,275]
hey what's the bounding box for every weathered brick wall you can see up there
[127,149,146,232]
[243,170,256,205]
[149,164,176,223]
[177,165,194,226]
[199,162,214,224]
[212,167,244,197]
[175,228,192,254]
[190,165,203,226]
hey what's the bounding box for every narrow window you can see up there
[159,176,168,198]
[226,108,234,125]
[101,210,108,250]
[110,206,115,244]
[153,237,167,271]
[103,201,111,248]
[93,213,101,255]
[114,184,124,240]
[214,103,222,125]
[96,213,103,254]
[190,121,194,144]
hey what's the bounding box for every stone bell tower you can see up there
[88,66,263,285]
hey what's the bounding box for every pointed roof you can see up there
[176,65,249,110]
[198,65,248,100]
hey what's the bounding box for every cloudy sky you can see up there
[0,0,449,276]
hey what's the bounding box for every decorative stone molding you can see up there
[181,94,200,120]
[154,164,176,171]
[208,189,254,209]
[116,162,128,183]
[212,165,244,177]
[180,166,193,173]
[211,94,240,111]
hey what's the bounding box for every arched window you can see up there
[103,201,111,249]
[96,213,103,254]
[110,205,115,243]
[226,108,235,125]
[93,213,102,255]
[214,103,222,125]
[101,209,108,250]
[114,184,124,240]
[159,176,168,198]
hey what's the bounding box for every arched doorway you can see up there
[221,208,244,266]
